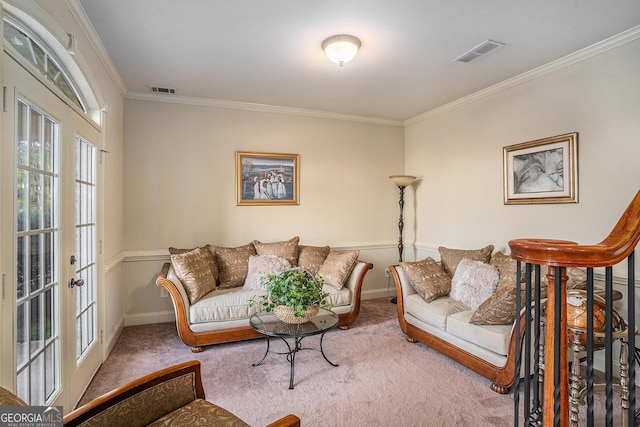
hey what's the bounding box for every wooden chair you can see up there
[63,360,300,427]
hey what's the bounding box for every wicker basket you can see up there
[274,305,319,324]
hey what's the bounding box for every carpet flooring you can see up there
[78,298,631,426]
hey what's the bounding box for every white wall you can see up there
[122,100,405,323]
[404,37,640,261]
[403,35,640,359]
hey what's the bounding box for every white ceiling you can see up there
[77,0,640,122]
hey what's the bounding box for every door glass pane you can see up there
[75,136,97,361]
[15,101,60,405]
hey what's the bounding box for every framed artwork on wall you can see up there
[236,151,299,206]
[503,132,578,205]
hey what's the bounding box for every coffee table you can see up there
[249,308,339,389]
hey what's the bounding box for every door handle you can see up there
[69,278,85,288]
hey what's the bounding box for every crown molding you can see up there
[125,91,404,127]
[404,24,640,127]
[65,0,128,97]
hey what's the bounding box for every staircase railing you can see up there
[508,190,640,426]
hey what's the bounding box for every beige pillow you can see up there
[253,236,300,267]
[449,258,499,310]
[214,243,257,289]
[169,244,218,281]
[317,250,359,289]
[243,255,291,291]
[400,257,451,303]
[438,244,494,278]
[470,284,518,325]
[298,245,330,274]
[490,251,523,292]
[170,247,218,304]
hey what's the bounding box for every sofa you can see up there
[62,360,300,426]
[156,236,373,352]
[390,244,588,394]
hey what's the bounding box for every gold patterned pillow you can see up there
[489,251,524,291]
[400,257,451,303]
[317,250,359,289]
[470,284,517,325]
[438,244,494,278]
[170,247,218,304]
[169,244,218,281]
[253,236,300,267]
[298,245,330,274]
[214,244,257,289]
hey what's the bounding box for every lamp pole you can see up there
[397,185,406,263]
[389,175,416,304]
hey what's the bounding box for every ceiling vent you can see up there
[455,40,505,63]
[151,86,176,94]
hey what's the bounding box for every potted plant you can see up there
[250,267,331,324]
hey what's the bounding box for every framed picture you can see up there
[236,151,299,206]
[503,133,578,205]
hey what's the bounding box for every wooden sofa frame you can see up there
[157,261,373,353]
[390,265,528,394]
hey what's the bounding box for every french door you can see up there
[1,51,101,410]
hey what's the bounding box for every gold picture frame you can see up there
[503,133,578,205]
[236,151,299,206]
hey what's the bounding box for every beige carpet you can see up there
[80,298,521,426]
[79,298,636,425]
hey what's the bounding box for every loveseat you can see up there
[390,245,587,394]
[156,237,373,352]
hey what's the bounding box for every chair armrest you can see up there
[64,361,204,426]
[266,414,301,427]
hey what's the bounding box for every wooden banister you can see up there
[510,190,640,267]
[508,189,640,427]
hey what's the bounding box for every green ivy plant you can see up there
[250,267,331,318]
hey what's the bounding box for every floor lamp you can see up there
[389,175,416,303]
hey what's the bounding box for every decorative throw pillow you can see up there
[449,258,499,310]
[298,245,330,274]
[470,284,518,325]
[243,255,291,291]
[317,250,359,289]
[489,251,524,292]
[400,257,451,303]
[214,243,257,289]
[170,247,218,304]
[169,244,219,281]
[253,236,300,267]
[438,244,494,278]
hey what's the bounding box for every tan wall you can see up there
[403,37,640,344]
[122,100,405,322]
[404,37,640,262]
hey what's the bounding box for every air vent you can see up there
[455,40,505,64]
[151,87,176,94]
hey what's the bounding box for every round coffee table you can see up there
[249,308,339,389]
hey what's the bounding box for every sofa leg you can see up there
[191,346,204,353]
[490,383,511,394]
[406,336,418,343]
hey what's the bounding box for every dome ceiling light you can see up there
[321,34,361,67]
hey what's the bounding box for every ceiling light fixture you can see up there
[322,34,361,67]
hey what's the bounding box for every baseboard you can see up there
[124,310,175,326]
[103,317,124,361]
[362,288,396,301]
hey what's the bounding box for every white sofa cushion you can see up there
[404,294,469,331]
[190,288,267,323]
[446,310,512,356]
[323,284,352,308]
